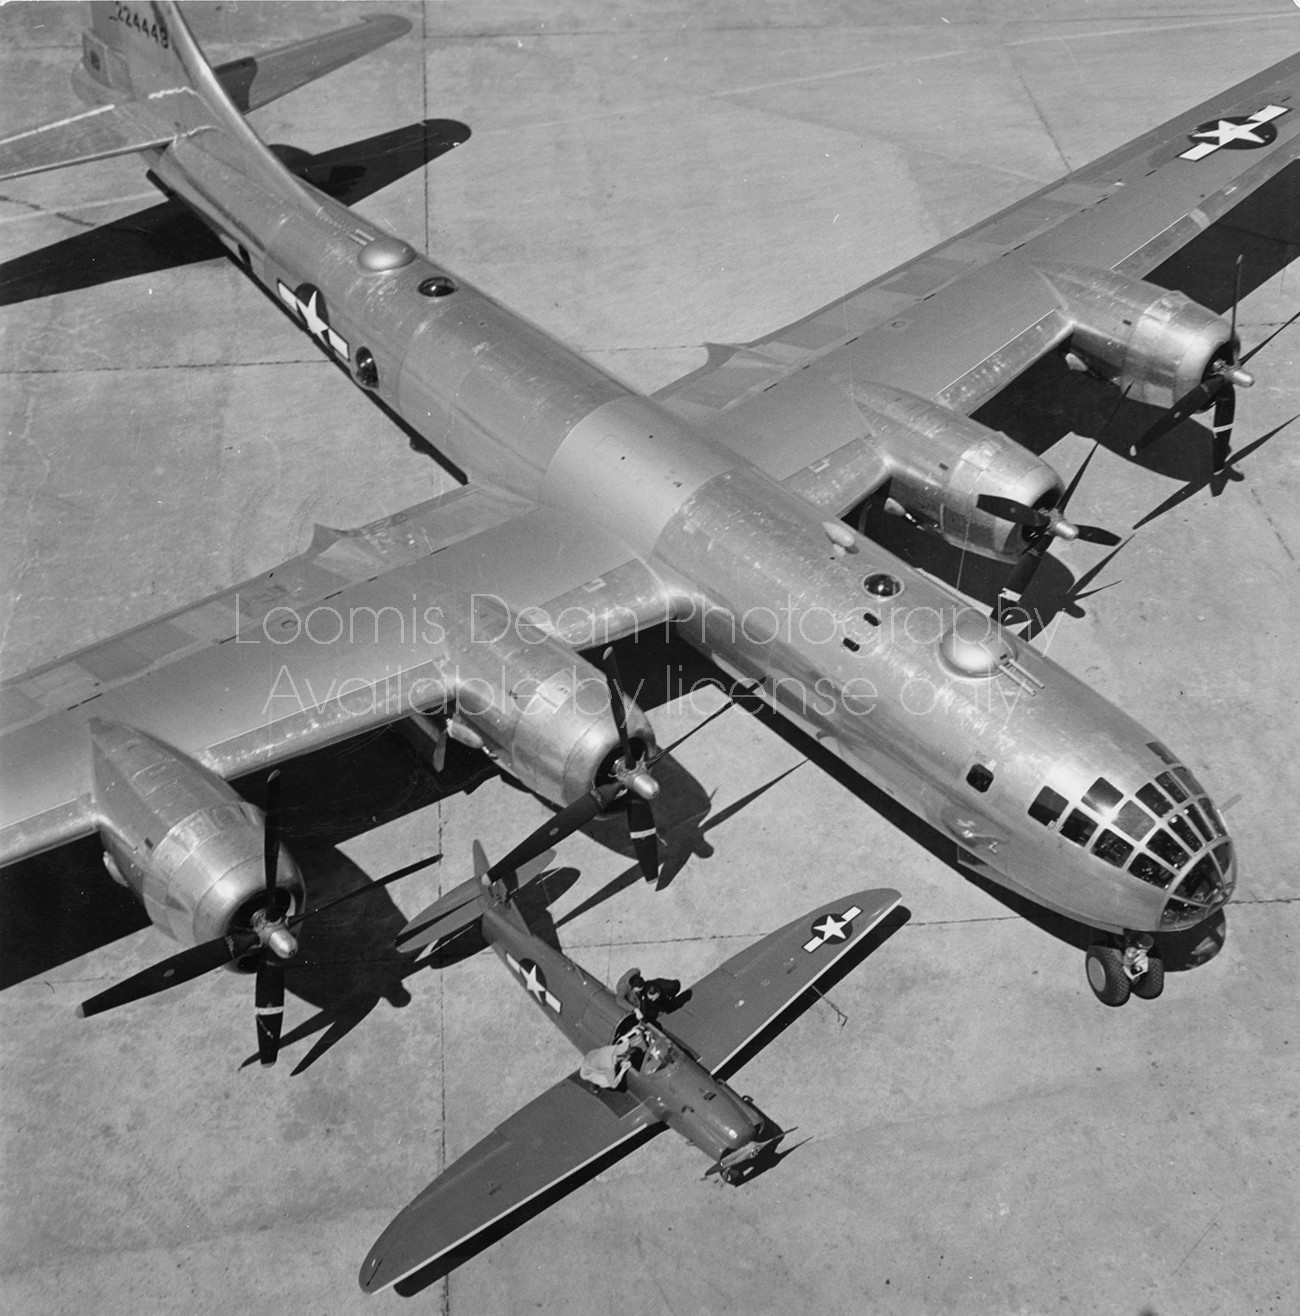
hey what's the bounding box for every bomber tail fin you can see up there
[395,843,556,954]
[0,2,411,183]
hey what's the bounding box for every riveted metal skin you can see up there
[1037,261,1236,408]
[88,719,304,946]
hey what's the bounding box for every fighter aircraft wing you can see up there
[0,485,669,864]
[656,52,1300,514]
[663,888,902,1079]
[359,1072,659,1293]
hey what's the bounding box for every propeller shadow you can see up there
[0,119,469,306]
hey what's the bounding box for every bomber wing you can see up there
[359,1073,658,1293]
[656,53,1300,513]
[0,486,669,864]
[663,888,902,1078]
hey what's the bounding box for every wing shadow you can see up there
[0,119,469,306]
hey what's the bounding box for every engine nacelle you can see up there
[433,593,656,806]
[89,718,304,947]
[1037,261,1235,409]
[852,383,1063,560]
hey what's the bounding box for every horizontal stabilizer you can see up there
[395,847,556,954]
[216,15,413,114]
[0,99,190,182]
[396,876,485,954]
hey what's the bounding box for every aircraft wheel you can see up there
[1130,954,1166,1000]
[720,1166,741,1186]
[1085,945,1131,1006]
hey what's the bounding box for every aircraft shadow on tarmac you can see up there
[0,119,470,306]
[389,903,910,1297]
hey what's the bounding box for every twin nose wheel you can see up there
[1085,937,1165,1006]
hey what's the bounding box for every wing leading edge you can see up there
[657,52,1300,511]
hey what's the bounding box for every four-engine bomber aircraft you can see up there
[1,4,1296,1005]
[360,844,900,1292]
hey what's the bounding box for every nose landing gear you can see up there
[1085,933,1164,1006]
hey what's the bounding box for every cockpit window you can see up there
[1084,777,1123,815]
[1114,800,1155,842]
[1173,765,1205,797]
[1029,786,1067,827]
[1156,770,1189,805]
[1148,828,1188,869]
[1167,813,1202,853]
[1186,803,1213,843]
[1060,809,1097,847]
[1131,853,1175,889]
[1136,782,1172,818]
[1092,829,1134,869]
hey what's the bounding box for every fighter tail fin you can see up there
[394,842,556,954]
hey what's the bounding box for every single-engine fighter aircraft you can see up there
[359,850,901,1293]
[1,4,1296,1005]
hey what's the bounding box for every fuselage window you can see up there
[1084,776,1123,815]
[1029,785,1067,827]
[1136,782,1172,817]
[1147,741,1178,766]
[1060,808,1097,847]
[966,763,994,793]
[419,275,457,297]
[355,347,379,389]
[862,572,903,598]
[1148,829,1188,869]
[1114,799,1156,842]
[1092,829,1134,869]
[1130,853,1175,889]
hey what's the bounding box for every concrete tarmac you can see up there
[2,4,1297,1314]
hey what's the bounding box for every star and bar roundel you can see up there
[802,904,863,953]
[276,280,351,362]
[506,952,561,1013]
[1179,104,1288,161]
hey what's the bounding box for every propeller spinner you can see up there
[978,443,1121,626]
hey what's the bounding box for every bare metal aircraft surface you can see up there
[0,0,1297,1062]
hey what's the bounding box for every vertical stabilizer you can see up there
[78,2,192,99]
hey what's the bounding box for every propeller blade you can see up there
[1211,384,1236,471]
[263,768,284,918]
[76,929,257,1017]
[976,494,1046,528]
[601,646,634,764]
[1073,523,1123,547]
[255,954,286,1067]
[1057,441,1099,514]
[1131,376,1222,455]
[287,853,443,929]
[488,783,622,883]
[625,795,659,883]
[1228,252,1242,359]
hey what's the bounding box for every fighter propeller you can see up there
[978,443,1122,626]
[76,771,438,1066]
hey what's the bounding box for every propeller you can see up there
[978,443,1121,625]
[1131,254,1256,469]
[77,773,439,1066]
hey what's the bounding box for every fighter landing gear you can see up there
[1085,933,1164,1006]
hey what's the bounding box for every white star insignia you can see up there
[803,904,862,953]
[507,954,561,1011]
[277,281,351,361]
[1180,105,1288,161]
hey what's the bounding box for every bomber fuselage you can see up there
[146,123,1235,937]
